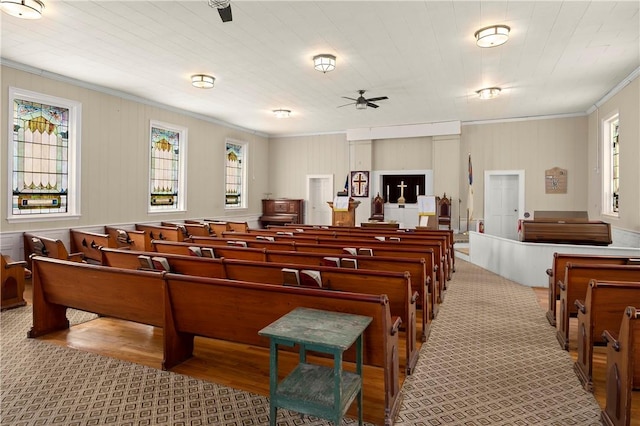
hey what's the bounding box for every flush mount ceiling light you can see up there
[191,74,215,89]
[313,54,336,73]
[477,87,501,99]
[273,109,291,118]
[1,0,44,19]
[474,24,510,48]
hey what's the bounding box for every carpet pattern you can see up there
[1,259,601,425]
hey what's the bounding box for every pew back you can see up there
[135,224,189,242]
[69,229,109,263]
[105,226,152,251]
[23,233,84,270]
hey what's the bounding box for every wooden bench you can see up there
[161,221,213,237]
[105,226,151,251]
[23,233,84,270]
[557,264,640,349]
[100,247,420,374]
[28,256,401,426]
[601,306,640,426]
[1,254,27,310]
[135,223,190,242]
[69,229,111,263]
[152,239,436,323]
[546,253,638,326]
[573,280,640,391]
[519,219,612,245]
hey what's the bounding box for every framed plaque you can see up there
[545,167,567,194]
[350,171,369,198]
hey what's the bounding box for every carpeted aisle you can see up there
[1,259,601,425]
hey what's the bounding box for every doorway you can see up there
[484,170,525,240]
[306,175,334,226]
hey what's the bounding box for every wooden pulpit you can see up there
[327,200,360,227]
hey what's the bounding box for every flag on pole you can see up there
[344,174,349,193]
[467,153,474,221]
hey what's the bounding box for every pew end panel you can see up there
[1,254,28,310]
[601,306,640,426]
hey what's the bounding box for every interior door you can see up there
[306,175,333,225]
[485,173,521,239]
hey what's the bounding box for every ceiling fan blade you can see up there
[366,96,388,102]
[338,102,356,108]
[366,102,380,108]
[341,96,358,101]
[218,4,232,22]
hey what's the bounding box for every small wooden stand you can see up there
[327,200,360,227]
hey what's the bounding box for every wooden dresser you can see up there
[259,199,304,228]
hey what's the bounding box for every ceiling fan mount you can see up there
[208,0,232,22]
[339,89,388,109]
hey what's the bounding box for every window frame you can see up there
[148,120,187,213]
[601,111,620,217]
[224,138,248,210]
[6,87,82,223]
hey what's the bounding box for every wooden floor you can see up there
[22,282,639,424]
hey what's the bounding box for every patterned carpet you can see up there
[1,259,601,425]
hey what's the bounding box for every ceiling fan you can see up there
[208,0,232,22]
[339,90,389,109]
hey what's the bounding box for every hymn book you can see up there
[200,247,215,258]
[138,255,154,270]
[151,256,171,271]
[299,270,322,287]
[281,268,300,286]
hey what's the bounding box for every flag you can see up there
[467,153,474,221]
[344,174,349,193]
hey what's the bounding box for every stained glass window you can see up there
[8,87,80,220]
[602,113,620,216]
[611,118,620,213]
[149,121,186,211]
[225,140,247,208]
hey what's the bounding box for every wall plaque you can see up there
[545,167,567,194]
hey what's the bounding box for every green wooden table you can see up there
[258,307,372,425]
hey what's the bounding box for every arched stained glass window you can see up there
[149,121,187,212]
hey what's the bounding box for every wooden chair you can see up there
[369,192,385,221]
[437,193,451,230]
[1,254,27,310]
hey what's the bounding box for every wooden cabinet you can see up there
[259,199,304,228]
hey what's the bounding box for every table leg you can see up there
[269,340,278,426]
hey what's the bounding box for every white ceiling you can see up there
[2,1,639,137]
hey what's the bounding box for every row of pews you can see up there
[546,252,640,425]
[21,220,455,426]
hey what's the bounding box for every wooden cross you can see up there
[397,181,407,199]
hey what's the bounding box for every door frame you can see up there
[483,170,525,238]
[306,174,334,225]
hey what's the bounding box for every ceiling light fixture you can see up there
[356,101,367,110]
[273,109,291,118]
[191,74,215,89]
[474,24,510,48]
[313,54,336,73]
[0,0,44,19]
[476,87,501,99]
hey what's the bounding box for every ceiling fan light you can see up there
[313,54,336,73]
[273,109,291,118]
[356,102,367,110]
[191,74,215,89]
[474,24,510,48]
[477,87,501,99]
[1,0,44,19]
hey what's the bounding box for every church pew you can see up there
[69,229,111,263]
[546,253,637,326]
[100,247,420,374]
[573,280,640,391]
[201,219,249,233]
[28,255,401,426]
[556,264,640,350]
[163,273,401,426]
[601,306,640,426]
[105,226,151,251]
[27,256,166,337]
[135,223,190,242]
[161,221,213,237]
[1,253,27,310]
[23,233,85,270]
[151,239,437,322]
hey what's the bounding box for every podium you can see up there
[327,199,360,227]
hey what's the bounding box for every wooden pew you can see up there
[100,247,421,374]
[601,306,640,426]
[556,264,640,350]
[135,223,190,242]
[23,233,85,270]
[200,219,249,234]
[105,226,151,251]
[519,219,612,245]
[69,229,110,263]
[546,254,638,326]
[151,238,435,326]
[29,255,401,426]
[573,280,640,391]
[1,253,27,310]
[161,221,213,237]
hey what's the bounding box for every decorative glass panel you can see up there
[149,121,186,211]
[10,97,70,216]
[611,119,620,213]
[225,140,246,208]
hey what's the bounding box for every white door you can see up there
[485,172,523,240]
[306,175,333,225]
